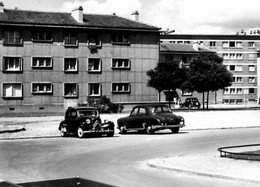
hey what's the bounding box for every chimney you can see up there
[0,2,4,13]
[71,6,83,23]
[131,10,139,22]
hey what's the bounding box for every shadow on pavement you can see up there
[17,177,116,187]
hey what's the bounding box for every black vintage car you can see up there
[180,97,201,109]
[59,107,115,138]
[117,104,185,134]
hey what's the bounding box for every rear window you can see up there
[151,106,171,114]
[78,110,98,117]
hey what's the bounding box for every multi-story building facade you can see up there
[161,34,260,105]
[0,3,160,113]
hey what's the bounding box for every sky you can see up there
[4,0,260,34]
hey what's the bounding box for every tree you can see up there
[185,53,233,109]
[146,60,187,107]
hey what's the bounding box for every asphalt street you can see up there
[0,109,260,186]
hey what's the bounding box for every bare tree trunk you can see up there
[206,91,209,110]
[202,92,205,109]
[168,89,171,109]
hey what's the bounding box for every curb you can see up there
[147,162,260,184]
[0,125,25,134]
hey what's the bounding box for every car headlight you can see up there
[86,119,91,124]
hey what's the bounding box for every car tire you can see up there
[60,125,67,137]
[171,127,179,133]
[146,126,154,134]
[77,127,85,138]
[119,126,126,134]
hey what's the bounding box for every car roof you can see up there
[67,107,98,110]
[133,104,169,108]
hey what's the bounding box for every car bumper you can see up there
[152,123,185,130]
[82,129,114,134]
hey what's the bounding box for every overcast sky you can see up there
[4,0,260,34]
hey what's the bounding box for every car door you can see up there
[126,107,139,129]
[135,107,148,129]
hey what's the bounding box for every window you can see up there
[87,33,102,48]
[236,65,243,72]
[230,88,236,94]
[112,58,130,69]
[249,88,255,94]
[224,88,229,94]
[64,58,77,72]
[32,57,52,68]
[249,65,255,72]
[64,83,78,97]
[249,77,256,83]
[2,56,22,72]
[112,83,130,93]
[209,41,216,47]
[64,33,78,47]
[88,83,101,96]
[222,41,242,48]
[229,41,235,47]
[229,65,235,71]
[222,41,229,48]
[248,42,255,48]
[236,53,242,59]
[2,83,22,98]
[230,53,236,59]
[32,30,52,42]
[88,58,101,72]
[3,30,23,45]
[111,32,130,45]
[138,108,146,116]
[223,53,229,59]
[32,83,53,94]
[248,54,255,60]
[237,88,242,94]
[234,77,243,83]
[237,77,243,83]
[236,42,242,48]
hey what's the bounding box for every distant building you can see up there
[0,3,160,113]
[159,43,214,103]
[161,34,260,105]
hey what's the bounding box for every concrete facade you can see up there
[0,5,160,113]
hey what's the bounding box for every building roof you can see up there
[160,43,213,53]
[161,34,260,40]
[0,9,160,31]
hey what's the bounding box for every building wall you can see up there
[0,26,160,113]
[161,35,260,105]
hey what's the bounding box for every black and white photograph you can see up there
[0,0,260,186]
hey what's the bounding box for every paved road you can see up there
[1,127,260,187]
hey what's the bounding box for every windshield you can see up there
[150,106,172,114]
[78,110,98,117]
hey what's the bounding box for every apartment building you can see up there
[161,34,260,105]
[0,3,160,113]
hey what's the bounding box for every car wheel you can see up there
[60,125,67,137]
[119,126,126,134]
[107,131,114,137]
[146,126,153,134]
[77,127,85,138]
[171,127,179,133]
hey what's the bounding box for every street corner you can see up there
[0,124,25,134]
[146,154,260,185]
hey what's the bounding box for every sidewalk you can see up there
[147,154,260,185]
